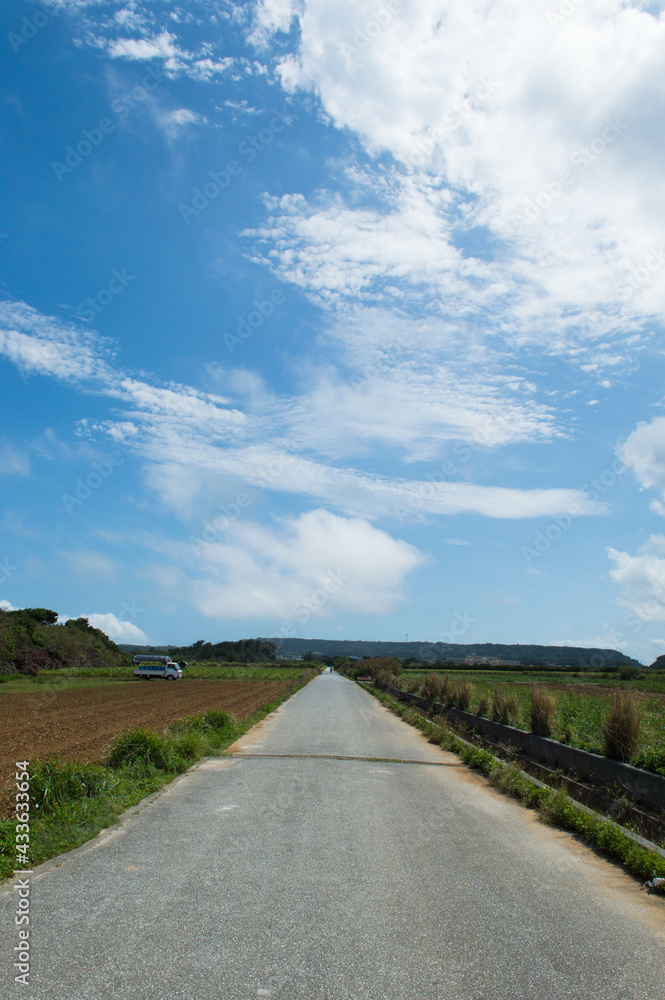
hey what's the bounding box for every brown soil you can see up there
[0,679,293,788]
[539,682,665,704]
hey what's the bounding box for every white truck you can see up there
[133,654,183,681]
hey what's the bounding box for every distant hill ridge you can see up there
[266,638,643,667]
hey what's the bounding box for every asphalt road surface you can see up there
[2,672,665,1000]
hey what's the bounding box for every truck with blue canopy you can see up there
[132,654,182,680]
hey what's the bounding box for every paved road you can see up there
[2,672,665,1000]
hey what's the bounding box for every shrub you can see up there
[476,693,489,717]
[375,669,397,690]
[619,665,640,681]
[365,657,403,677]
[530,685,556,736]
[603,690,641,761]
[13,648,58,676]
[406,677,420,694]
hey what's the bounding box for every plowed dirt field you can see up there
[0,679,293,787]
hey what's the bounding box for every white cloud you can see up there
[243,0,665,363]
[0,301,112,383]
[69,7,238,82]
[250,0,298,48]
[618,417,665,501]
[190,508,424,621]
[0,600,17,611]
[84,612,147,642]
[162,108,207,127]
[608,535,665,624]
[0,299,605,522]
[109,31,181,61]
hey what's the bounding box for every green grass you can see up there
[369,685,665,890]
[0,675,129,695]
[0,663,318,692]
[1,676,313,881]
[401,667,665,692]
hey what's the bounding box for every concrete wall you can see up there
[386,686,665,810]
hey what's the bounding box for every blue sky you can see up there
[1,0,665,662]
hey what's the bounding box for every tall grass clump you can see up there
[491,688,519,726]
[530,685,556,736]
[106,728,187,772]
[29,760,113,813]
[170,708,239,743]
[476,693,489,717]
[422,672,443,702]
[603,690,641,761]
[453,680,474,712]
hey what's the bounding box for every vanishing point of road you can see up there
[2,672,665,999]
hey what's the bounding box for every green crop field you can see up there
[387,669,665,775]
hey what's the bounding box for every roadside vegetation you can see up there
[368,686,665,891]
[336,660,665,775]
[0,673,315,881]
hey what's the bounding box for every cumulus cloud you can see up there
[84,612,147,642]
[618,418,665,502]
[109,31,181,61]
[0,600,17,611]
[608,535,665,625]
[190,508,425,621]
